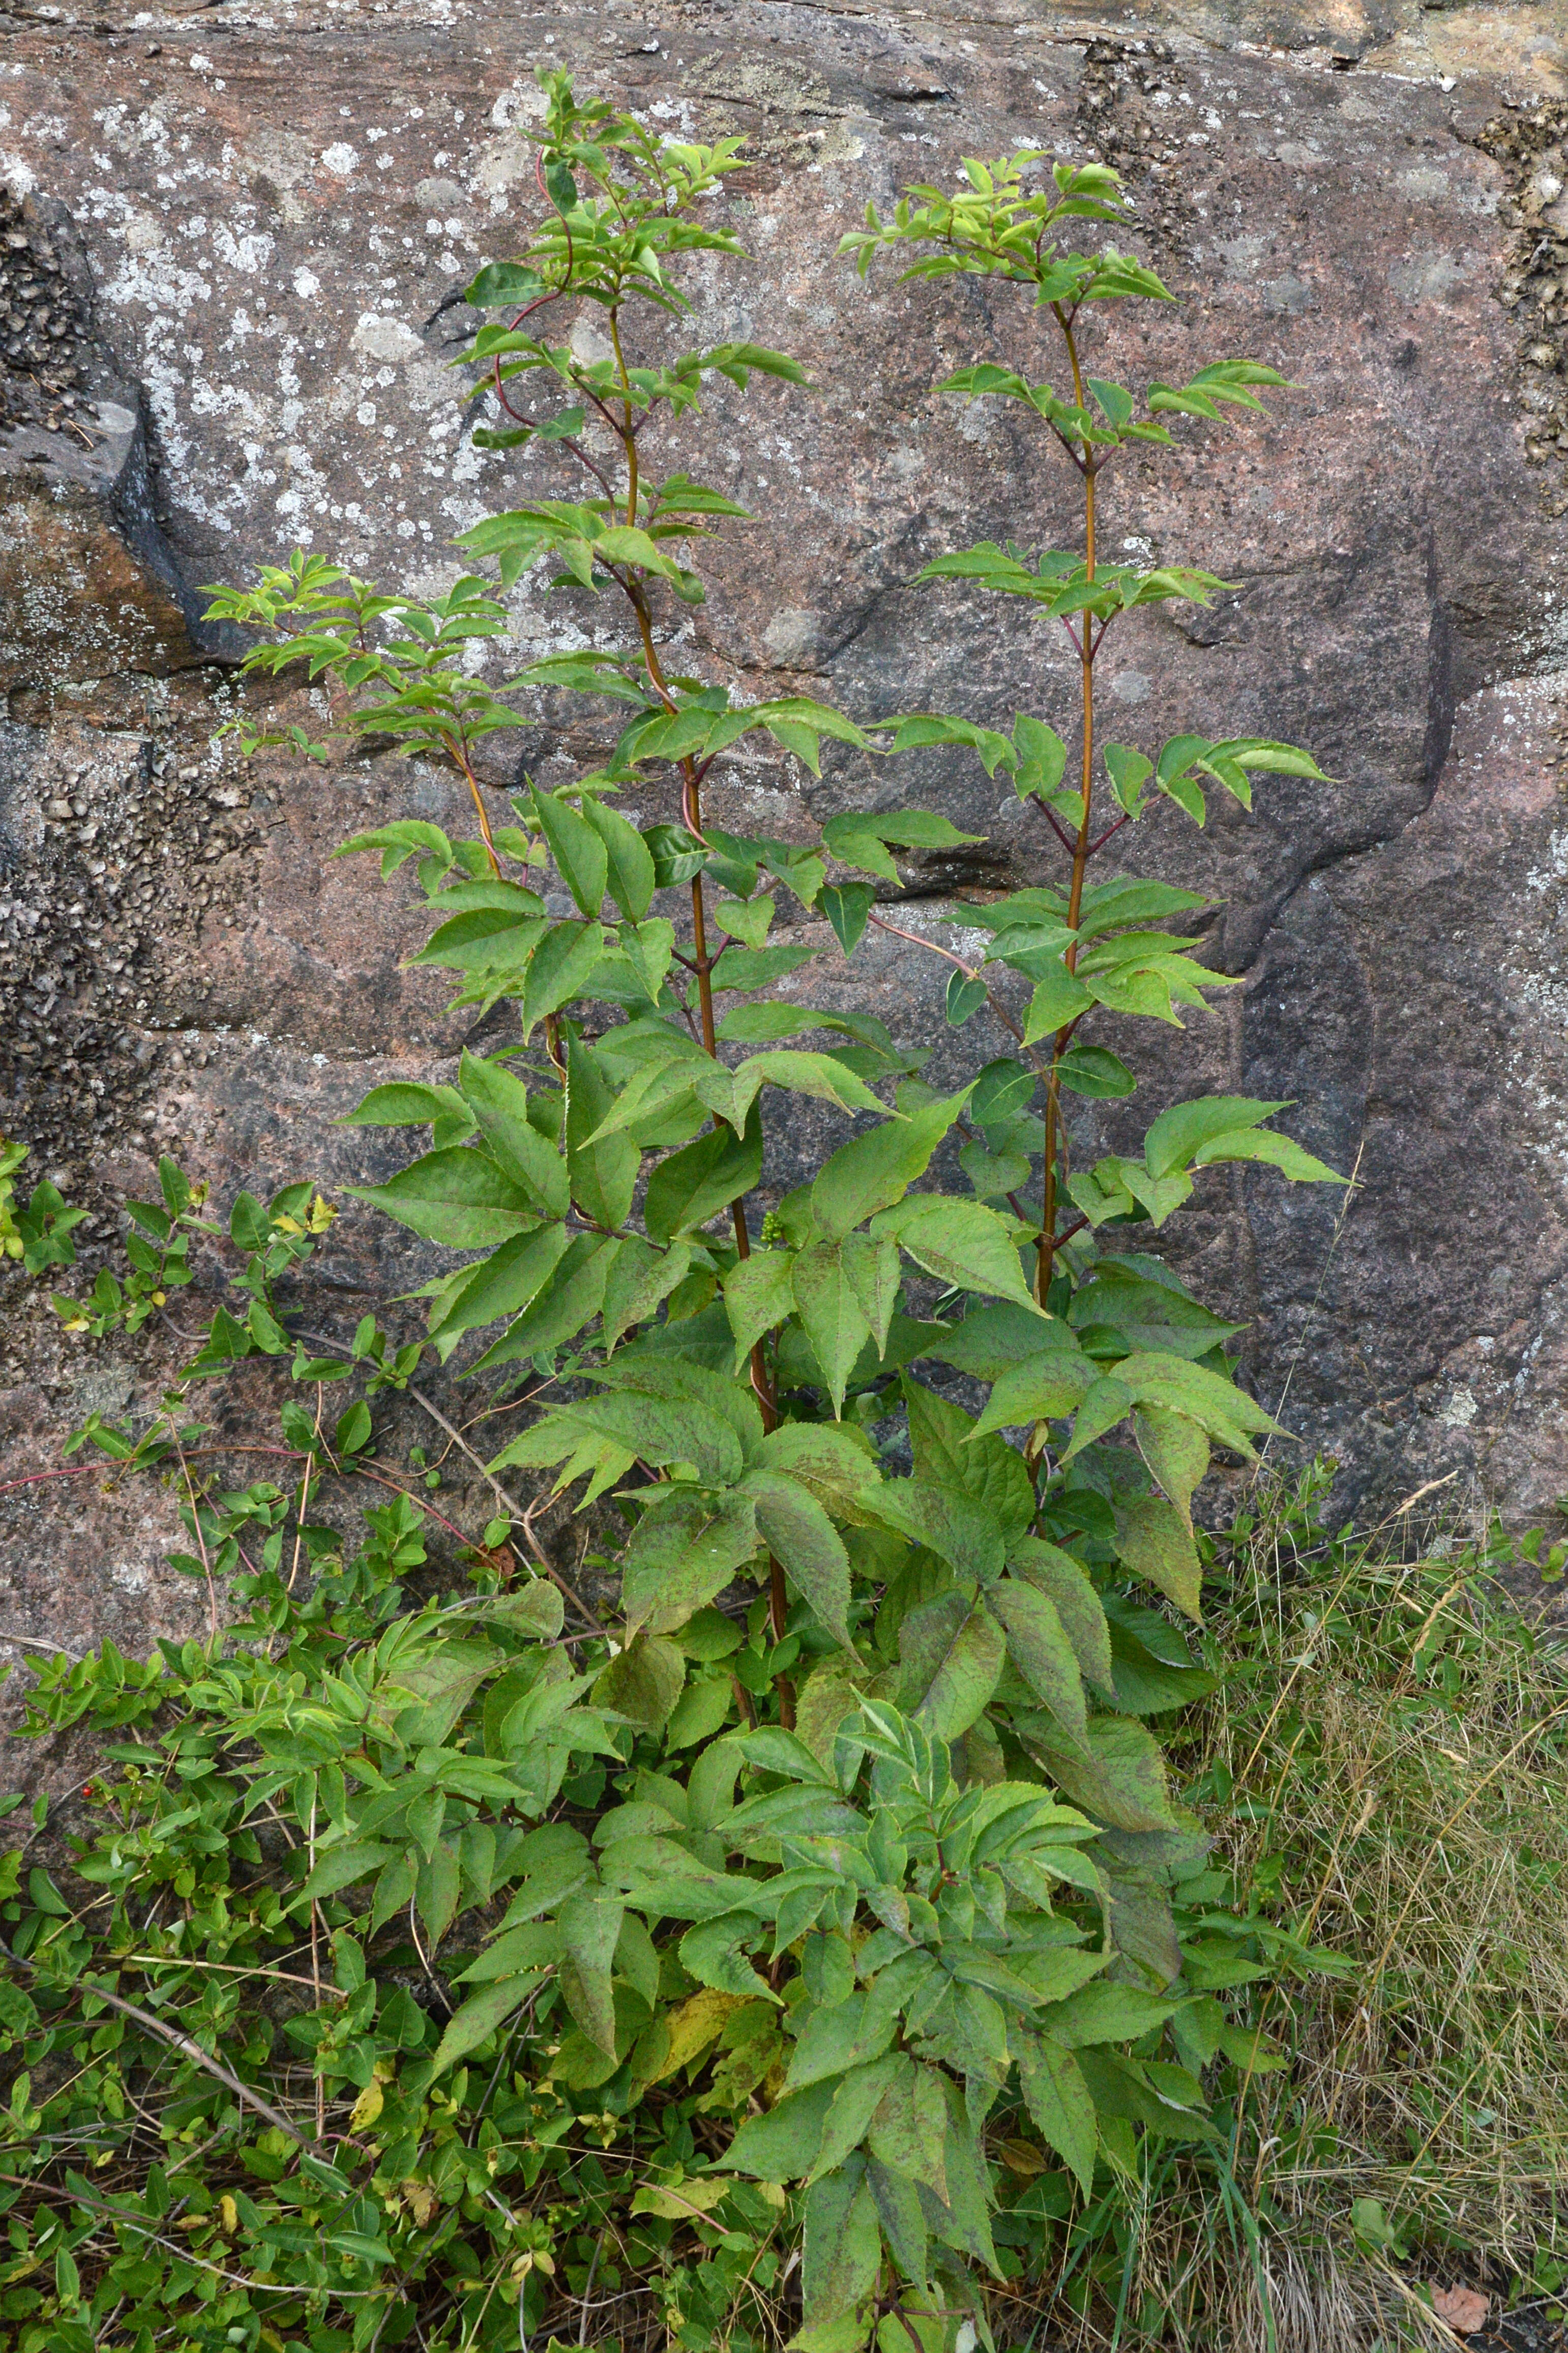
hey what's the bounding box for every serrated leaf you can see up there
[580,795,656,921]
[811,2054,907,2183]
[897,1593,1005,1739]
[725,2075,838,2182]
[990,1578,1089,1751]
[792,1244,874,1418]
[904,1377,1036,1537]
[600,1236,693,1355]
[1133,1406,1209,1532]
[532,782,609,916]
[872,1195,1041,1314]
[811,1090,972,1244]
[566,1036,640,1231]
[622,1491,759,1637]
[1023,1713,1186,1833]
[1009,1539,1114,1694]
[558,1889,624,2057]
[644,1107,763,1245]
[1112,1493,1202,1621]
[594,1633,686,1734]
[867,1478,1005,1586]
[739,1470,853,1648]
[431,1977,539,2075]
[1041,1983,1178,2048]
[1142,1096,1289,1180]
[723,1249,796,1367]
[346,1148,539,1248]
[803,2160,882,2323]
[1012,2030,1097,2196]
[969,1347,1096,1439]
[867,2060,948,2202]
[680,1911,778,2002]
[470,1231,619,1373]
[458,1050,569,1219]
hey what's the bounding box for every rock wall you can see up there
[3,0,1568,1658]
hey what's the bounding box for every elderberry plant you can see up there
[0,71,1353,2353]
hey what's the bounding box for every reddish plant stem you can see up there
[1038,306,1100,1306]
[1033,793,1079,856]
[604,307,791,1722]
[864,911,1027,1050]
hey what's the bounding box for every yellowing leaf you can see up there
[403,2179,438,2227]
[631,2176,732,2219]
[653,1986,746,2081]
[349,2080,385,2132]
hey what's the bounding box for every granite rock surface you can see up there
[3,0,1568,1678]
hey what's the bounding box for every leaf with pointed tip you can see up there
[821,886,878,958]
[1012,2030,1097,2197]
[723,1249,797,1367]
[991,1576,1089,1751]
[802,2161,883,2323]
[1133,1406,1209,1531]
[531,782,608,916]
[644,1107,762,1245]
[470,1232,619,1372]
[600,1237,693,1355]
[1112,1493,1202,1621]
[1009,1539,1115,1694]
[866,1478,1005,1586]
[809,2054,908,2184]
[898,1593,1005,1739]
[725,2076,838,2183]
[1142,1095,1289,1180]
[738,1469,853,1647]
[457,1051,570,1219]
[969,1348,1096,1439]
[811,1090,973,1244]
[872,1195,1041,1314]
[593,1632,686,1734]
[343,1081,477,1141]
[558,1889,624,2057]
[904,1377,1036,1538]
[431,1976,542,2076]
[751,1421,878,1516]
[566,1037,640,1231]
[346,1147,540,1248]
[1194,1128,1345,1184]
[792,1243,874,1418]
[1022,1713,1187,1834]
[426,1222,573,1349]
[580,794,656,920]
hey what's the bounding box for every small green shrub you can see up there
[0,74,1350,2353]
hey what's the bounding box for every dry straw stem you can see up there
[1122,1477,1568,2353]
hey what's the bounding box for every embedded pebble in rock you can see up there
[3,0,1568,1672]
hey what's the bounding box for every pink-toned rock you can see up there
[5,0,1568,1666]
[1432,2284,1490,2335]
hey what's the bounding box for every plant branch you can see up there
[3,1953,319,2152]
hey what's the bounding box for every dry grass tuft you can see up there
[1083,1470,1568,2353]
